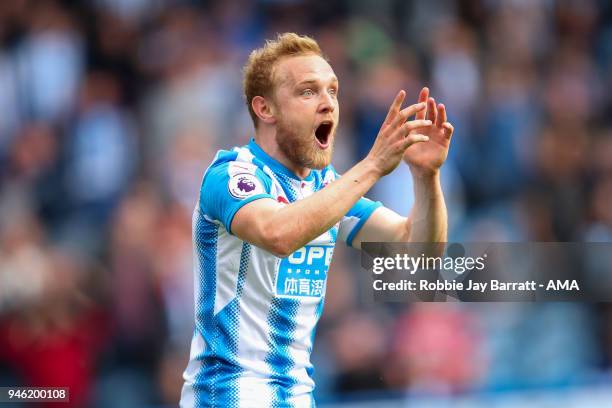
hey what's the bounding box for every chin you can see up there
[276,123,335,170]
[310,159,330,170]
[308,143,334,169]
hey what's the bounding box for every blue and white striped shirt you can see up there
[180,139,381,407]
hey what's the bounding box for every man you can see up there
[180,33,453,407]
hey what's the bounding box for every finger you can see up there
[400,119,432,134]
[436,103,446,127]
[383,90,406,126]
[389,119,430,143]
[400,133,429,149]
[415,87,429,120]
[389,102,426,130]
[442,122,454,138]
[426,97,437,123]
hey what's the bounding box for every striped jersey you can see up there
[180,139,381,407]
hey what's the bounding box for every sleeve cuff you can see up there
[346,202,383,248]
[224,194,275,235]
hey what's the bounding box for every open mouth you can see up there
[314,121,333,148]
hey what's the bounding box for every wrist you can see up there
[409,165,441,181]
[363,155,385,179]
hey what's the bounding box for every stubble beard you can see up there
[275,116,335,170]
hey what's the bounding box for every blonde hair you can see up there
[243,33,324,127]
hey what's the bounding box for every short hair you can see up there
[243,32,324,127]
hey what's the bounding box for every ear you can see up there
[251,96,277,125]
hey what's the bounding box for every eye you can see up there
[301,89,315,97]
[328,88,338,97]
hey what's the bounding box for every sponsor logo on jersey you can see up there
[275,245,334,298]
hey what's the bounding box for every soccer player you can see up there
[180,33,454,407]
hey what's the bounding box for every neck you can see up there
[254,128,311,179]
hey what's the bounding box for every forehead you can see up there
[273,54,337,87]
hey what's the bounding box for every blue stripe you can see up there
[329,225,338,243]
[213,242,251,407]
[265,297,301,407]
[236,243,252,298]
[193,213,253,407]
[193,214,219,407]
[306,300,325,380]
[306,300,325,356]
[305,301,325,408]
[276,173,298,203]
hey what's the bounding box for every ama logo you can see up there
[228,173,264,199]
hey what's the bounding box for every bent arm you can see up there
[351,171,447,249]
[352,88,453,249]
[231,159,380,257]
[231,91,431,257]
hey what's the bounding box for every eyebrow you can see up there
[295,77,339,87]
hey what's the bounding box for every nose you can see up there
[318,92,335,114]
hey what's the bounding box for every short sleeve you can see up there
[338,197,383,247]
[199,161,274,233]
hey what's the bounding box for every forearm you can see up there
[265,159,380,255]
[406,171,447,243]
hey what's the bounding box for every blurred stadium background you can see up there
[0,0,611,407]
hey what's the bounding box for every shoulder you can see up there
[203,146,270,186]
[198,145,273,208]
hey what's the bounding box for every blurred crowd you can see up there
[0,0,611,407]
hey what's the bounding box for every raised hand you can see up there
[403,87,454,177]
[366,90,432,177]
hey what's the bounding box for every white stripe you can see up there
[228,161,259,177]
[235,247,277,376]
[260,165,289,201]
[287,299,318,395]
[179,331,206,407]
[235,145,256,163]
[338,215,359,243]
[213,227,244,315]
[237,376,273,407]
